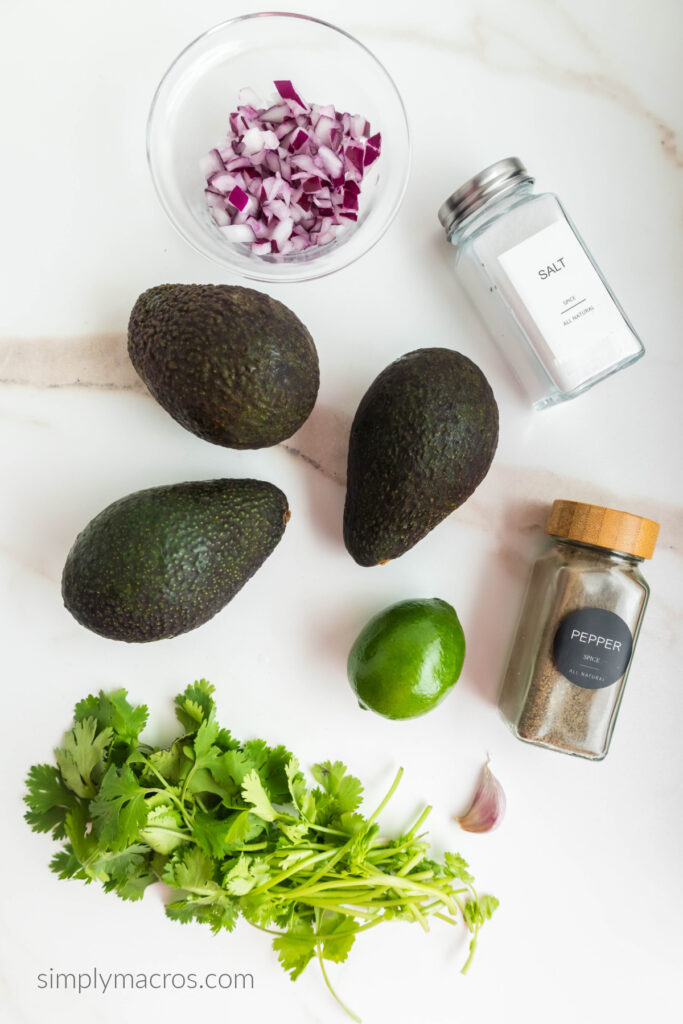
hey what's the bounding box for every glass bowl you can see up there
[147,12,410,283]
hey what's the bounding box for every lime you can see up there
[347,598,465,720]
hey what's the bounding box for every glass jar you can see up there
[499,500,659,760]
[438,158,644,409]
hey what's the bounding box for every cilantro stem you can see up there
[365,767,403,827]
[314,909,361,1024]
[433,911,458,926]
[142,824,196,844]
[366,836,429,861]
[406,902,430,931]
[397,852,430,876]
[405,805,432,838]
[140,762,195,831]
[460,926,480,975]
[365,873,458,914]
[294,900,381,919]
[288,873,456,913]
[317,954,360,1022]
[179,763,197,807]
[289,835,357,896]
[249,850,334,896]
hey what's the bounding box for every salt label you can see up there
[498,221,629,370]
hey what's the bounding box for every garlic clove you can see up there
[456,758,506,833]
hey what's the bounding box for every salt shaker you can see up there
[438,159,644,408]
[499,500,658,760]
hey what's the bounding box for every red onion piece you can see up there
[263,103,290,124]
[227,186,249,212]
[274,79,307,110]
[201,81,381,256]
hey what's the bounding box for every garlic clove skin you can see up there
[456,759,506,833]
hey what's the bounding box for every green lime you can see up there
[347,598,465,720]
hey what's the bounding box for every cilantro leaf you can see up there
[139,803,185,855]
[74,690,148,746]
[261,744,293,803]
[64,804,98,865]
[180,716,225,798]
[317,911,356,964]
[163,847,215,892]
[174,680,215,732]
[241,769,277,822]
[312,761,364,814]
[192,811,235,859]
[24,763,80,838]
[165,896,238,934]
[91,844,150,881]
[273,919,317,980]
[193,714,220,760]
[284,758,316,820]
[444,852,474,885]
[193,809,260,859]
[277,819,310,843]
[113,868,157,902]
[338,812,367,837]
[240,891,279,928]
[49,844,88,881]
[464,894,500,927]
[163,848,239,933]
[241,738,269,771]
[212,749,254,790]
[145,740,192,785]
[90,765,148,850]
[55,718,113,798]
[223,854,271,896]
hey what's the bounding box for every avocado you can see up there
[62,478,289,642]
[128,284,319,449]
[344,348,498,566]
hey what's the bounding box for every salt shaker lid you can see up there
[546,500,659,559]
[438,157,534,235]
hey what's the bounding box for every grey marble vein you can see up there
[0,334,143,392]
[360,6,682,168]
[2,336,680,559]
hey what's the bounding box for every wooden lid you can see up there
[546,500,659,559]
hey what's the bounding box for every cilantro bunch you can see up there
[24,681,497,1020]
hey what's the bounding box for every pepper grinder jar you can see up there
[438,158,644,408]
[499,500,659,760]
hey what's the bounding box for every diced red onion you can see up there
[212,207,231,227]
[316,145,343,179]
[274,80,307,109]
[201,80,381,256]
[199,148,226,179]
[263,103,290,124]
[227,185,249,212]
[220,223,255,243]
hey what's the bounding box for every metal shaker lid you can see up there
[438,157,534,236]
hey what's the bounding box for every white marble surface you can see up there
[1,2,682,1023]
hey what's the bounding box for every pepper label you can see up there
[553,608,633,688]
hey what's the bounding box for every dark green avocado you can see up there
[62,478,289,642]
[343,348,498,566]
[128,284,319,449]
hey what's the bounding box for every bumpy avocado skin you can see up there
[128,284,319,449]
[344,348,499,566]
[62,479,289,642]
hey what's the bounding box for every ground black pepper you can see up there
[499,500,658,760]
